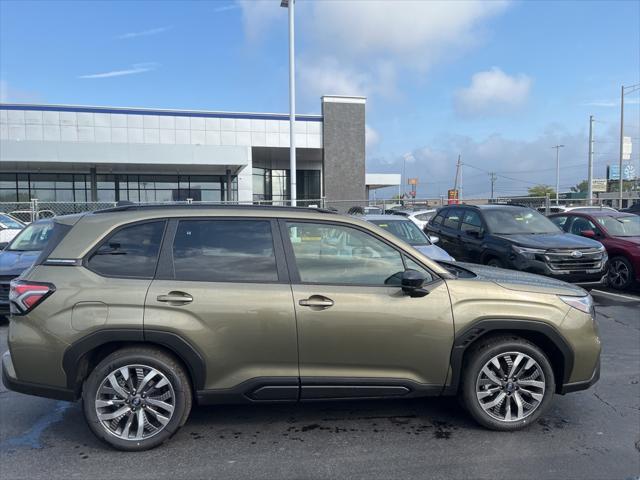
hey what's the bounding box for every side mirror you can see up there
[428,235,439,244]
[581,229,596,238]
[401,269,429,297]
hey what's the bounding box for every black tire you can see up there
[486,257,504,268]
[608,256,635,290]
[460,335,555,431]
[83,346,192,451]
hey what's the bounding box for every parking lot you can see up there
[0,287,637,480]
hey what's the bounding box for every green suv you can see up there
[2,205,601,451]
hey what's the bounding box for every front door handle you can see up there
[157,292,193,304]
[299,295,334,309]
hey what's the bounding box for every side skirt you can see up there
[196,377,443,406]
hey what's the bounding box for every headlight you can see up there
[513,245,545,260]
[559,294,594,315]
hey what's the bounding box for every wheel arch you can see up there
[444,319,573,395]
[62,328,206,398]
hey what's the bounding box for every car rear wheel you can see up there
[486,257,504,268]
[83,346,192,451]
[461,336,555,431]
[608,256,635,290]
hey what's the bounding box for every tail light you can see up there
[9,280,55,315]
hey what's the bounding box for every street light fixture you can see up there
[552,144,565,205]
[281,0,296,206]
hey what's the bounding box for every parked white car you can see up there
[0,214,25,249]
[392,209,438,230]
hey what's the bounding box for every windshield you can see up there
[0,214,24,229]
[369,219,431,246]
[595,215,640,237]
[484,208,561,235]
[6,221,54,251]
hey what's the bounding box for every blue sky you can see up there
[1,0,638,198]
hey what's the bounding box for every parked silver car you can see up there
[363,214,454,261]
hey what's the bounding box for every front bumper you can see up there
[559,356,601,394]
[1,350,76,401]
[512,255,607,283]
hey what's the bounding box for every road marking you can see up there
[590,289,640,302]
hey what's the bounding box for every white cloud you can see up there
[0,80,42,103]
[237,0,282,43]
[78,63,159,79]
[117,26,172,40]
[365,124,380,149]
[455,67,532,116]
[366,125,622,198]
[213,3,239,13]
[237,0,510,101]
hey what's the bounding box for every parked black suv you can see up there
[426,205,607,283]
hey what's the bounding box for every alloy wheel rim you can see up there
[95,364,175,441]
[609,260,629,288]
[475,352,546,422]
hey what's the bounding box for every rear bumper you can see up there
[559,356,600,394]
[1,350,76,401]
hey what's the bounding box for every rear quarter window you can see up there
[86,221,166,278]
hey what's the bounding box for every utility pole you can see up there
[552,144,565,205]
[618,85,624,208]
[489,172,497,201]
[618,84,640,208]
[453,155,462,201]
[587,115,594,206]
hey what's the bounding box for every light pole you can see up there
[281,0,296,206]
[552,144,564,205]
[618,84,640,208]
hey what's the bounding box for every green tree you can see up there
[528,184,556,197]
[570,180,589,193]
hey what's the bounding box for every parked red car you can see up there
[549,210,640,290]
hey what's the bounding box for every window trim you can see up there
[442,208,464,231]
[459,208,485,235]
[278,218,440,288]
[155,217,289,284]
[83,219,168,280]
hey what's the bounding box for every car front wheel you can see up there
[608,256,635,290]
[461,336,555,430]
[83,346,192,451]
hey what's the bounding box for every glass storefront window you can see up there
[0,172,236,203]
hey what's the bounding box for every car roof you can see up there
[438,204,532,210]
[362,214,409,221]
[549,210,633,218]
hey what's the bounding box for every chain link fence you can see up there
[0,194,636,222]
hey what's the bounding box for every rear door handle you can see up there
[157,292,193,304]
[299,295,334,309]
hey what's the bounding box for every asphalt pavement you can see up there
[0,291,638,480]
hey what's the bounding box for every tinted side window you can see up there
[550,215,569,229]
[569,217,597,236]
[461,210,482,234]
[431,213,445,226]
[172,220,277,282]
[88,221,165,278]
[287,222,405,285]
[443,209,462,229]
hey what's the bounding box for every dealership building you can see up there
[0,95,382,207]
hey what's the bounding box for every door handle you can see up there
[299,295,334,309]
[157,292,193,304]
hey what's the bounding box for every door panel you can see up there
[283,219,455,389]
[144,217,298,393]
[291,282,454,385]
[145,281,298,391]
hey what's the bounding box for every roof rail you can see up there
[94,203,338,215]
